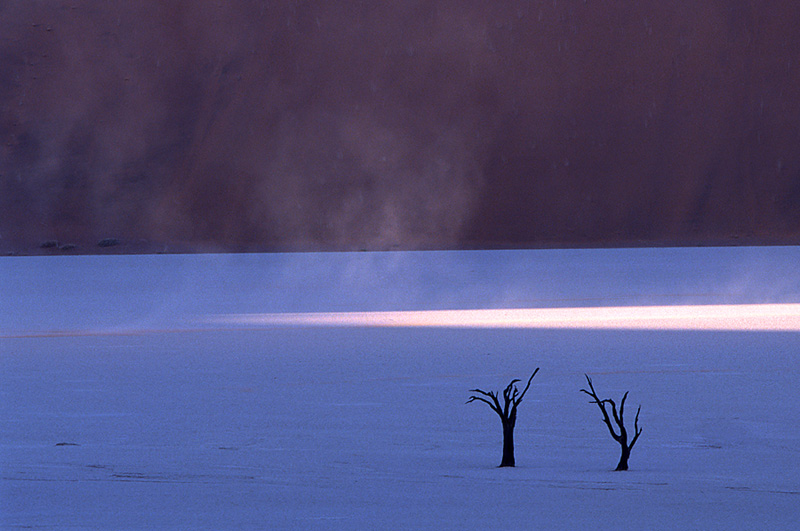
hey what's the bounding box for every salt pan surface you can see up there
[2,247,799,529]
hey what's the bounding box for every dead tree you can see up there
[466,368,539,467]
[580,374,642,471]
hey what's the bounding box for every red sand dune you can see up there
[2,1,799,253]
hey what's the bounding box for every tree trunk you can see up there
[615,445,630,471]
[500,421,515,467]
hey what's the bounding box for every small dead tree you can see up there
[580,374,642,471]
[466,368,539,467]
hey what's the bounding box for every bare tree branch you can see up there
[580,376,620,440]
[516,368,539,404]
[629,405,643,449]
[466,395,497,411]
[617,391,629,426]
[467,388,502,415]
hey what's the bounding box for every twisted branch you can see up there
[467,368,539,423]
[580,374,642,451]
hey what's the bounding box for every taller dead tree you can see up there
[580,374,642,471]
[466,368,539,467]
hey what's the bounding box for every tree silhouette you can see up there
[466,368,539,467]
[580,374,642,471]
